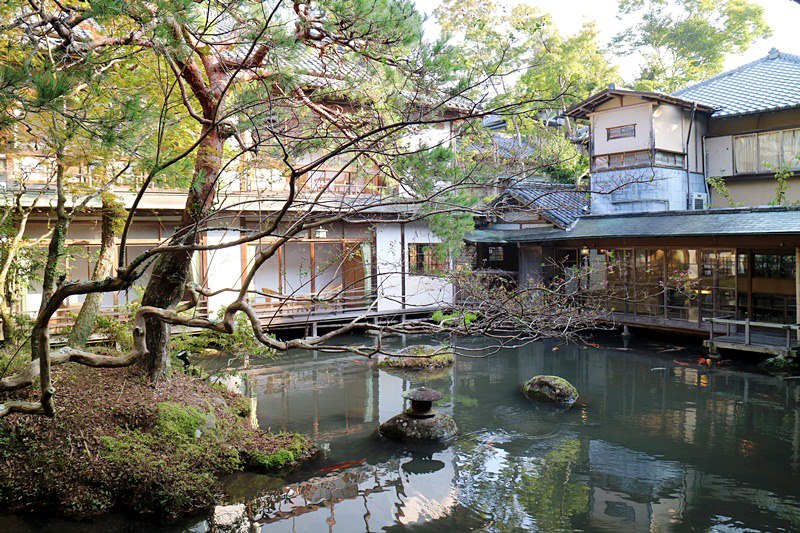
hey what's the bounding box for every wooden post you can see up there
[745,318,751,345]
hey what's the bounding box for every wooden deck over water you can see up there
[704,332,799,357]
[606,312,800,359]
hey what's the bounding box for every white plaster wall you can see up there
[402,122,452,151]
[592,104,653,155]
[375,224,403,312]
[375,221,453,312]
[706,135,734,178]
[205,229,243,316]
[653,104,685,153]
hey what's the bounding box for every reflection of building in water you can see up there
[588,440,688,532]
[237,454,462,532]
[251,350,454,445]
[451,340,800,530]
[222,342,800,532]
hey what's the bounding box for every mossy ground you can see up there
[0,364,314,520]
[378,345,455,370]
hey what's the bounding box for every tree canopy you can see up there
[614,0,772,93]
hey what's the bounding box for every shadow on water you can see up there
[5,333,800,531]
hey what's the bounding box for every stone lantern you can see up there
[379,387,458,442]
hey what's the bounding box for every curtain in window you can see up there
[734,134,757,174]
[759,131,782,172]
[783,129,800,169]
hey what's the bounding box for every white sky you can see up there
[413,0,800,84]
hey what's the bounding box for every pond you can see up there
[5,333,800,531]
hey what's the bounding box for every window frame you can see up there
[733,126,800,175]
[488,245,504,264]
[607,124,636,141]
[408,243,447,276]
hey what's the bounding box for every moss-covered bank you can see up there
[0,364,314,520]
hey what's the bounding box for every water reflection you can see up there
[4,336,800,532]
[207,335,800,532]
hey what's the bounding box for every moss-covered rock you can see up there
[522,375,579,408]
[378,345,454,370]
[245,434,309,472]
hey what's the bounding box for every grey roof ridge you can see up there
[673,48,800,97]
[578,204,800,221]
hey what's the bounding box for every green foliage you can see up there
[0,342,29,381]
[0,313,35,348]
[770,163,792,206]
[761,355,796,370]
[30,70,76,108]
[615,0,771,92]
[431,309,477,326]
[91,311,135,351]
[170,310,277,359]
[707,177,743,207]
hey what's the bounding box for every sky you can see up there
[413,0,800,83]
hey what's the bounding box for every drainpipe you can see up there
[685,103,697,209]
[702,133,712,207]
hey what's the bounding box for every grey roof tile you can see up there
[466,206,800,243]
[674,48,800,117]
[492,181,589,229]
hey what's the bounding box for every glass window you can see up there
[783,129,800,169]
[488,246,504,263]
[654,151,686,169]
[753,253,795,279]
[737,252,749,276]
[409,243,447,275]
[593,155,608,170]
[607,124,636,140]
[759,131,782,172]
[734,134,758,174]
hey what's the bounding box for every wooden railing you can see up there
[703,316,800,349]
[251,290,375,324]
[49,298,209,335]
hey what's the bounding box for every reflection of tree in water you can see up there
[455,436,590,531]
[517,439,590,531]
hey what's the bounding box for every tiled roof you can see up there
[564,88,713,119]
[466,206,800,243]
[674,48,800,117]
[493,181,589,228]
[491,135,537,159]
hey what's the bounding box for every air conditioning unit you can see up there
[692,192,708,210]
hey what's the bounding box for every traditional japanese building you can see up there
[468,49,800,358]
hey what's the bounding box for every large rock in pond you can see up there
[522,375,579,407]
[378,345,454,370]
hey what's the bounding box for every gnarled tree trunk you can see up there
[32,154,69,360]
[0,210,30,342]
[69,196,120,347]
[139,126,224,381]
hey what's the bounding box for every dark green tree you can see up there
[614,0,771,92]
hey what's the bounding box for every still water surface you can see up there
[6,334,800,531]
